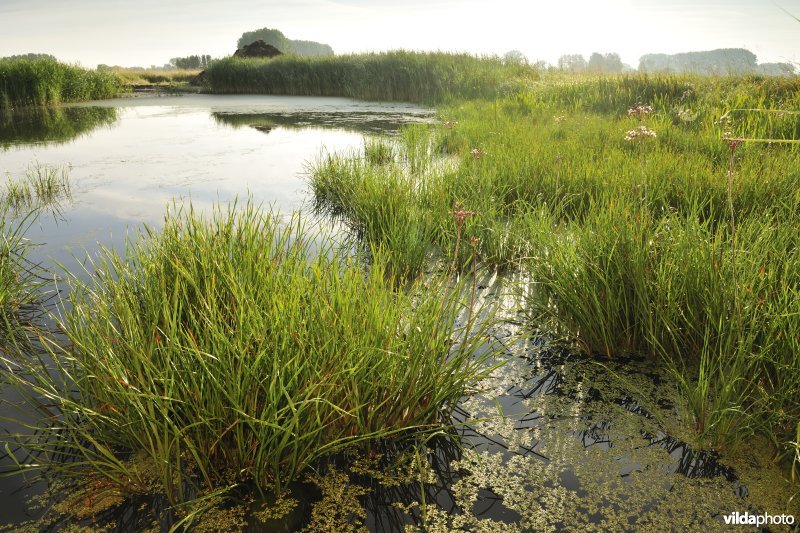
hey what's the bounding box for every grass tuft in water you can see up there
[3,162,72,212]
[0,199,493,523]
[0,201,42,346]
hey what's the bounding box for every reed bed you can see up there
[0,58,121,110]
[0,200,492,522]
[203,51,536,103]
[308,73,800,471]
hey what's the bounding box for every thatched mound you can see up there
[233,40,283,58]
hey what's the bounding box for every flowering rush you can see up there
[628,103,654,120]
[625,125,657,141]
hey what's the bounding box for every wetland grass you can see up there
[203,51,536,103]
[0,200,493,524]
[308,72,800,476]
[0,57,121,109]
[107,67,201,86]
[0,200,42,345]
[2,162,72,211]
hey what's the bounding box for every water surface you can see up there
[1,94,432,270]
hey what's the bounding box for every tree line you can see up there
[169,55,212,69]
[555,48,795,75]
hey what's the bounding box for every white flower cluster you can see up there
[628,103,654,119]
[625,125,657,141]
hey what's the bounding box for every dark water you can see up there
[1,96,795,531]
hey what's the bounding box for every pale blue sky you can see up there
[1,0,797,68]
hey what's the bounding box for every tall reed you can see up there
[0,58,121,110]
[203,51,537,103]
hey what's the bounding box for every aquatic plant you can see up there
[0,57,121,109]
[0,200,493,524]
[307,72,800,478]
[0,200,43,346]
[2,162,71,212]
[202,51,537,104]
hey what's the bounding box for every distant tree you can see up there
[504,50,528,65]
[638,48,759,74]
[558,54,587,72]
[2,53,57,61]
[532,60,551,71]
[758,62,796,76]
[586,52,623,73]
[169,55,212,69]
[602,52,623,72]
[587,52,604,72]
[237,28,333,56]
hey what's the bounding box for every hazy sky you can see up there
[1,0,798,68]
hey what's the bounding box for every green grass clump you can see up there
[0,202,42,345]
[3,163,72,212]
[0,200,490,519]
[0,58,122,110]
[3,162,72,211]
[526,202,799,448]
[203,51,537,103]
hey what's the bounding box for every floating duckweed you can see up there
[303,467,371,532]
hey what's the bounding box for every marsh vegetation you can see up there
[308,72,800,483]
[0,57,121,109]
[0,55,798,529]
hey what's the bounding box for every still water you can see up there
[1,94,432,271]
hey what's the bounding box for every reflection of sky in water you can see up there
[1,95,431,272]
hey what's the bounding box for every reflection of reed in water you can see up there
[0,106,118,149]
[211,111,429,135]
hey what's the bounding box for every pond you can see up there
[0,94,432,272]
[0,95,796,531]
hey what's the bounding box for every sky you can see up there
[1,0,798,69]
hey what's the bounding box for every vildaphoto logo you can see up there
[722,511,795,526]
